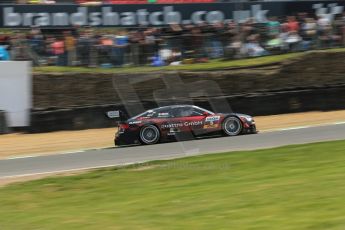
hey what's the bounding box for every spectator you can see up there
[50,37,65,66]
[158,42,172,64]
[10,33,30,61]
[333,15,345,47]
[165,24,184,63]
[128,30,142,66]
[266,34,284,54]
[77,31,92,66]
[98,34,114,66]
[286,16,299,33]
[243,34,268,57]
[45,35,55,64]
[142,29,156,65]
[302,18,317,41]
[284,31,302,51]
[226,36,243,59]
[207,23,225,59]
[301,17,317,50]
[317,14,332,48]
[0,46,10,61]
[28,28,45,56]
[113,30,129,66]
[64,31,77,66]
[191,25,206,61]
[266,17,281,37]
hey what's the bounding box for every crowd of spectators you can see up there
[1,12,345,66]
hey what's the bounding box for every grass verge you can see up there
[33,48,345,74]
[1,140,345,229]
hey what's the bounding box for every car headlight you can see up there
[241,116,253,123]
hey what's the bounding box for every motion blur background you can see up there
[0,0,344,129]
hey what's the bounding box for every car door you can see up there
[153,107,183,137]
[188,107,222,135]
[170,106,205,135]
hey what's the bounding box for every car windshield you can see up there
[131,107,171,119]
[193,106,215,115]
[131,110,156,119]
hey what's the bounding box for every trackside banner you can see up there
[0,1,344,28]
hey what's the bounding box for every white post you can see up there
[0,61,32,127]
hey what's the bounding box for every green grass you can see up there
[33,48,345,74]
[1,140,345,229]
[33,53,299,74]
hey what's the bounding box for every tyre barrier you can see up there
[29,85,345,133]
[0,110,9,134]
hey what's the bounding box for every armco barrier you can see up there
[0,110,9,134]
[30,105,119,133]
[29,85,345,133]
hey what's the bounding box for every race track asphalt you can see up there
[1,123,345,179]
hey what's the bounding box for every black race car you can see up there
[110,105,257,146]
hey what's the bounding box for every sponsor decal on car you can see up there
[203,116,220,129]
[161,123,183,129]
[167,127,180,135]
[161,121,203,129]
[205,116,220,122]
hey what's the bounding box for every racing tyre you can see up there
[222,116,242,136]
[139,125,160,145]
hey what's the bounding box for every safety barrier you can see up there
[29,85,345,133]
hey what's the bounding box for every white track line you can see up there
[0,162,141,179]
[3,147,115,160]
[275,126,311,131]
[5,150,86,160]
[333,121,345,125]
[261,121,345,133]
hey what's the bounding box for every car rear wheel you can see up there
[139,125,160,145]
[222,116,242,136]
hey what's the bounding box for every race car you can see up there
[111,105,257,146]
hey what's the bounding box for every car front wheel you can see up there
[222,116,242,136]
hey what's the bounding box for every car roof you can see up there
[152,105,197,110]
[130,105,216,120]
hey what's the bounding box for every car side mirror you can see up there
[203,112,209,116]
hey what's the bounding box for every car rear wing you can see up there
[106,110,121,119]
[106,110,129,122]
